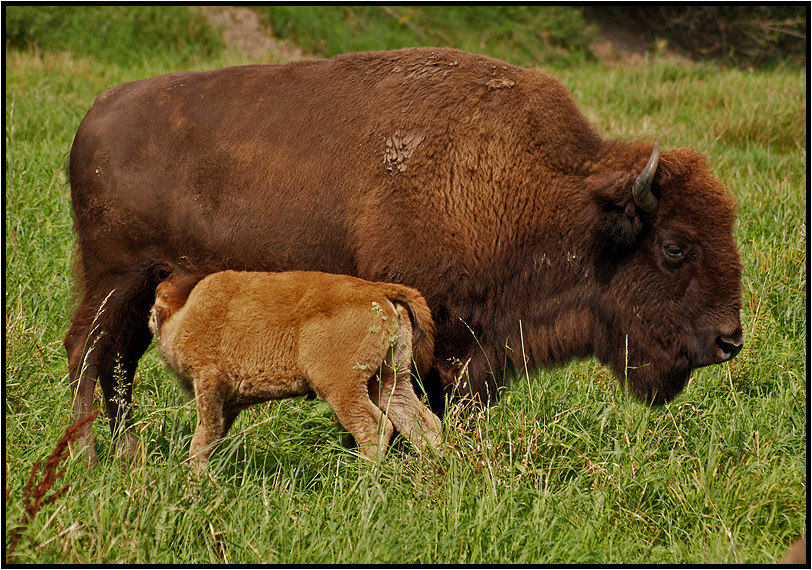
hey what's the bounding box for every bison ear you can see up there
[589,173,645,248]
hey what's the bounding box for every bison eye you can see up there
[163,293,169,299]
[664,244,685,260]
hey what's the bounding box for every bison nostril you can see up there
[716,332,743,361]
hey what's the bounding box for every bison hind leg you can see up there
[65,282,156,463]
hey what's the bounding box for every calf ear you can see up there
[589,172,645,249]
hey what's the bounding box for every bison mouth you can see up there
[616,323,743,406]
[618,348,693,406]
[691,327,744,369]
[629,365,691,405]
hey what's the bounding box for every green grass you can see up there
[4,5,221,67]
[4,7,806,565]
[259,6,596,68]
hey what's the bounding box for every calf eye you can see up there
[664,244,685,259]
[163,293,169,299]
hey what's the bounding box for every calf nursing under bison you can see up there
[64,47,742,462]
[148,270,441,470]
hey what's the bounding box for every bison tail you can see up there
[385,287,436,382]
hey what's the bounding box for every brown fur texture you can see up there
[65,48,742,460]
[148,270,440,470]
[779,536,807,565]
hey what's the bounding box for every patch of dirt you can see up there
[587,14,689,66]
[590,25,651,65]
[195,6,302,63]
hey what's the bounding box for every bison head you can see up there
[587,142,742,404]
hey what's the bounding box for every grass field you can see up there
[5,7,806,564]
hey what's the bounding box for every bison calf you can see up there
[148,270,441,470]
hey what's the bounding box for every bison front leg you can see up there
[435,344,501,406]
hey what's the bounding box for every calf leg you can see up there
[189,370,231,473]
[372,361,441,451]
[188,369,246,473]
[319,372,394,460]
[370,316,441,451]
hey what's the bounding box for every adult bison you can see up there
[65,48,742,461]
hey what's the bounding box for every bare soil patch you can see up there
[195,5,302,63]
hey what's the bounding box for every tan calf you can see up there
[149,270,441,471]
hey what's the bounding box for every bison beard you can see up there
[64,47,742,461]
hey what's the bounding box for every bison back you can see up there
[69,47,599,301]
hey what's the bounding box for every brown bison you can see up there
[65,47,742,462]
[148,270,441,470]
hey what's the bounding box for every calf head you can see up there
[148,272,203,339]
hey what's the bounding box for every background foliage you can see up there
[4,5,806,564]
[6,5,806,68]
[258,5,597,67]
[618,5,808,67]
[4,5,222,65]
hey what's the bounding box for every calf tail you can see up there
[384,286,435,380]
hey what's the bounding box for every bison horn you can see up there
[632,141,660,212]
